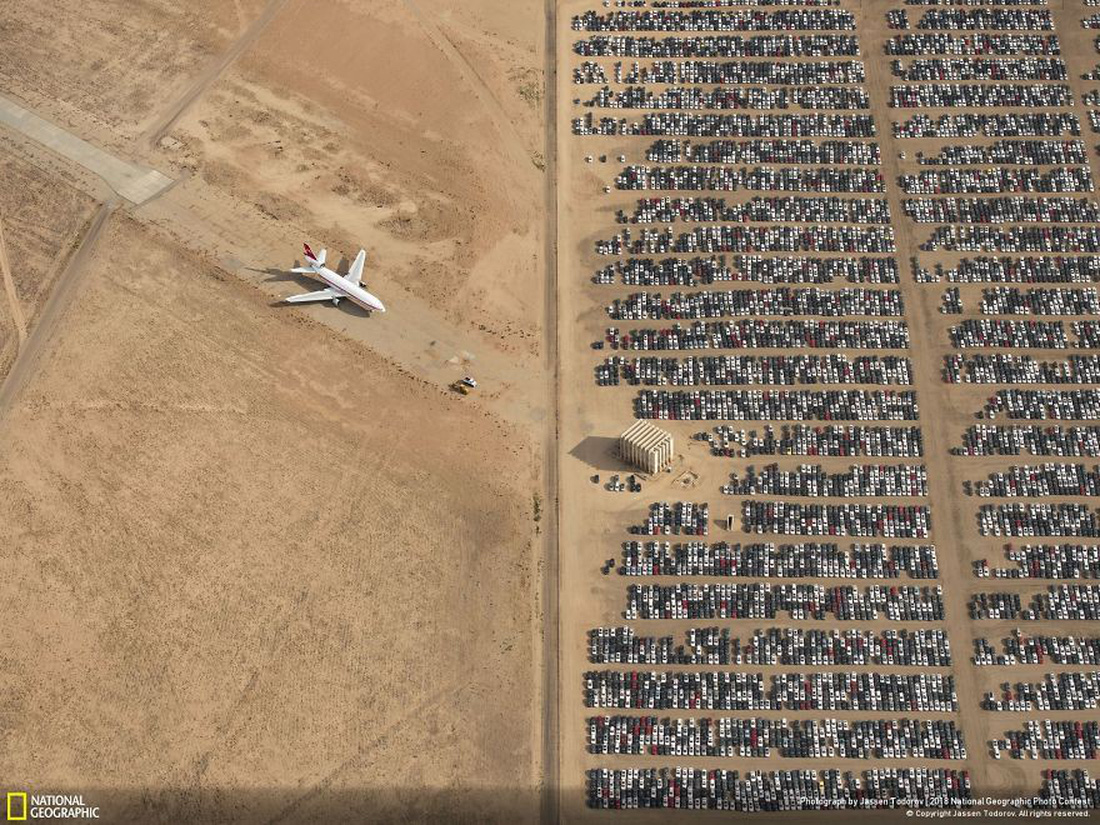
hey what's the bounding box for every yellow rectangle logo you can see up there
[6,792,27,821]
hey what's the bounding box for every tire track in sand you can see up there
[140,0,291,149]
[400,0,535,178]
[0,214,27,345]
[0,199,116,417]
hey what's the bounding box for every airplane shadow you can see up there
[246,264,373,317]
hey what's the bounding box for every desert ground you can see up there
[7,0,1100,821]
[0,0,551,822]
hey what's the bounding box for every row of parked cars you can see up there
[979,504,1100,538]
[980,287,1100,316]
[971,585,1100,619]
[893,112,1078,139]
[585,84,870,111]
[590,625,736,665]
[647,137,880,165]
[605,319,911,351]
[944,354,1100,385]
[950,318,1069,349]
[910,7,1053,31]
[994,720,1100,760]
[619,539,938,579]
[886,32,1059,56]
[740,626,951,666]
[892,56,1066,81]
[602,255,899,286]
[635,501,710,536]
[921,256,1100,284]
[599,224,896,255]
[574,110,879,137]
[572,8,857,32]
[606,287,904,321]
[588,714,967,759]
[614,164,886,193]
[724,462,928,497]
[700,423,925,458]
[890,82,1071,108]
[982,543,1100,580]
[902,167,1091,196]
[974,631,1100,666]
[1078,321,1100,348]
[620,195,891,225]
[741,500,931,537]
[922,225,1100,253]
[600,353,914,387]
[954,424,1100,457]
[586,767,972,811]
[984,671,1100,712]
[624,582,944,620]
[573,33,861,58]
[635,388,920,421]
[1041,771,1100,807]
[983,389,1100,421]
[589,626,952,666]
[609,57,868,85]
[916,139,1086,166]
[584,670,959,711]
[905,197,1100,225]
[969,464,1100,498]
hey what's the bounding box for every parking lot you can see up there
[558,0,1100,815]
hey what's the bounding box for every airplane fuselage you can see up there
[312,265,386,312]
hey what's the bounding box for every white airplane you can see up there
[286,243,386,312]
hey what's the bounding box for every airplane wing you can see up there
[286,287,341,303]
[346,249,367,287]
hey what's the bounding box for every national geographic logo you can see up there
[5,794,25,822]
[5,794,99,820]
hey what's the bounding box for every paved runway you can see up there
[0,95,171,204]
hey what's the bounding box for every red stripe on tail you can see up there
[303,243,316,261]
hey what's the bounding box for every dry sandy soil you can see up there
[0,214,539,822]
[0,0,548,390]
[155,0,546,349]
[0,148,96,379]
[0,0,262,147]
[0,151,96,313]
[0,0,550,821]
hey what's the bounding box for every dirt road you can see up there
[140,0,291,149]
[540,0,561,820]
[0,215,26,345]
[0,198,115,417]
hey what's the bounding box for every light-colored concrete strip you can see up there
[0,96,171,204]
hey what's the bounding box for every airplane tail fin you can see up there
[303,243,326,267]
